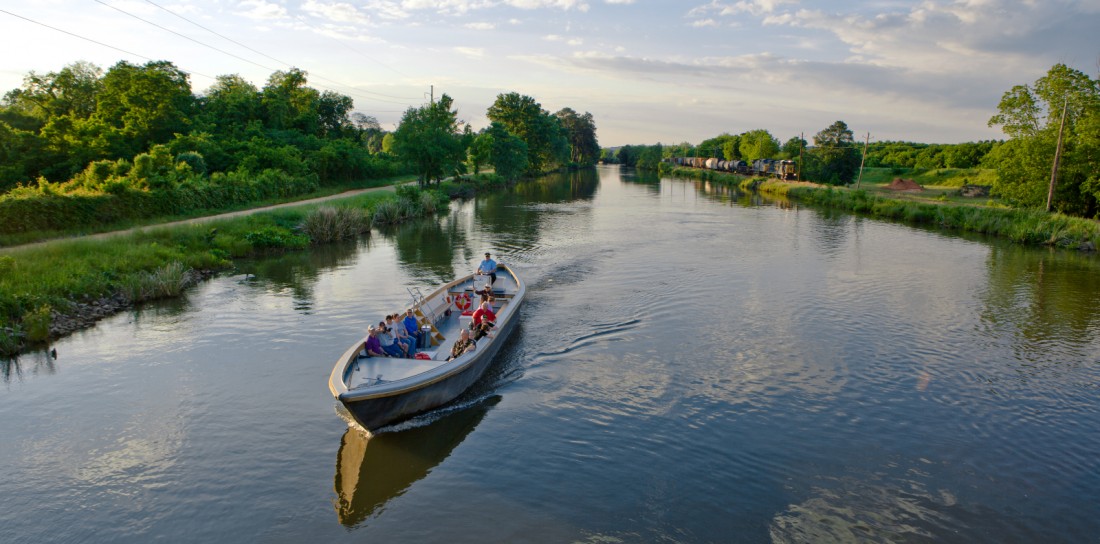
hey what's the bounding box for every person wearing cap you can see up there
[361,326,387,358]
[477,252,497,285]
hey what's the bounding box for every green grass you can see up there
[0,174,417,248]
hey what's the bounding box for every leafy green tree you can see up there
[808,121,859,184]
[487,92,567,173]
[392,94,466,186]
[261,68,320,133]
[94,60,194,157]
[780,136,806,160]
[200,74,260,136]
[637,144,662,171]
[554,107,600,166]
[988,63,1100,215]
[739,129,780,163]
[485,122,528,181]
[698,133,739,160]
[4,61,102,121]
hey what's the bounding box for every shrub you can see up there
[371,199,404,225]
[23,305,52,343]
[176,152,207,176]
[243,226,308,249]
[122,262,193,302]
[300,206,368,244]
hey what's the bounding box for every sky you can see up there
[1,0,1098,146]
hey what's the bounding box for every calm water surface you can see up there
[2,167,1099,543]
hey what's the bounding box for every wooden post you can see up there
[855,132,869,189]
[1046,97,1068,213]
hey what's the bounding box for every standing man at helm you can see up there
[477,252,497,285]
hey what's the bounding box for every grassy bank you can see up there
[0,173,418,248]
[0,173,508,356]
[779,183,1100,249]
[667,166,1100,252]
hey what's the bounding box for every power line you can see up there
[143,0,294,71]
[0,8,215,81]
[138,0,420,102]
[94,0,280,73]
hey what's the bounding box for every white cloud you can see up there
[454,46,486,58]
[235,0,287,20]
[465,21,496,30]
[302,0,371,24]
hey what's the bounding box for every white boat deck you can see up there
[344,271,518,391]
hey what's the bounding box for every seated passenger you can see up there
[470,301,497,340]
[403,309,422,347]
[388,314,415,355]
[447,329,477,361]
[361,326,387,358]
[377,320,405,358]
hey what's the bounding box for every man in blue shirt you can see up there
[477,252,497,285]
[402,308,422,348]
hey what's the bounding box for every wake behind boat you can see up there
[328,263,525,431]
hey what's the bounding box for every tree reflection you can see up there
[1,348,57,385]
[979,245,1100,362]
[620,168,661,194]
[389,217,464,283]
[235,239,363,313]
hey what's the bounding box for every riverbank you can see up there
[0,174,509,357]
[667,166,1100,252]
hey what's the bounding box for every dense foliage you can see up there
[0,60,403,234]
[392,94,467,186]
[486,92,571,173]
[985,63,1100,216]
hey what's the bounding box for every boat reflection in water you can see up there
[332,397,499,527]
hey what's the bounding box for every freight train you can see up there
[665,156,797,180]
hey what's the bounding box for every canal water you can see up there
[2,166,1098,543]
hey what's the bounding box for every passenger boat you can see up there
[328,263,525,431]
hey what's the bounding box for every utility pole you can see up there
[855,132,870,189]
[430,85,434,104]
[798,132,804,182]
[1046,97,1068,213]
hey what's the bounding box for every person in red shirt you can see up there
[470,301,497,340]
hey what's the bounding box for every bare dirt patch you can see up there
[886,178,923,192]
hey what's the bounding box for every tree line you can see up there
[393,91,600,186]
[0,59,600,234]
[603,63,1100,219]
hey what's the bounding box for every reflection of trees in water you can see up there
[979,245,1100,362]
[1,348,56,385]
[620,168,661,193]
[510,168,599,203]
[389,217,464,283]
[332,397,498,528]
[474,169,599,255]
[235,239,364,312]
